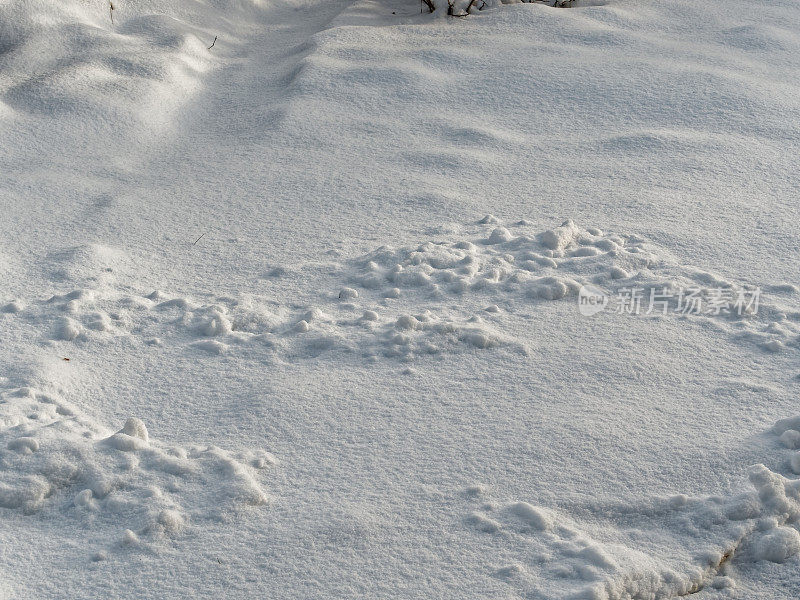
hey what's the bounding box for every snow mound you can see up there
[0,382,274,557]
[0,0,219,125]
[465,415,800,598]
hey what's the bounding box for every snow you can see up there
[2,0,800,597]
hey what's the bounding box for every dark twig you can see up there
[109,1,114,23]
[447,0,475,16]
[208,36,217,50]
[527,0,574,5]
[193,232,206,245]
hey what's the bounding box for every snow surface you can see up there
[1,0,800,597]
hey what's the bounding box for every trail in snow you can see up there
[3,219,799,364]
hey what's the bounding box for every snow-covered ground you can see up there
[1,0,799,597]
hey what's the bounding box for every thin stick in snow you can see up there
[208,36,217,50]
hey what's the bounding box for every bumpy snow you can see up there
[2,0,800,597]
[0,383,273,546]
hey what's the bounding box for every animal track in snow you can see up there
[464,417,800,599]
[340,217,798,361]
[0,382,275,559]
[3,220,798,366]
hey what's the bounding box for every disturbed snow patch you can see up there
[0,383,275,558]
[4,218,798,366]
[465,417,800,599]
[340,217,799,361]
